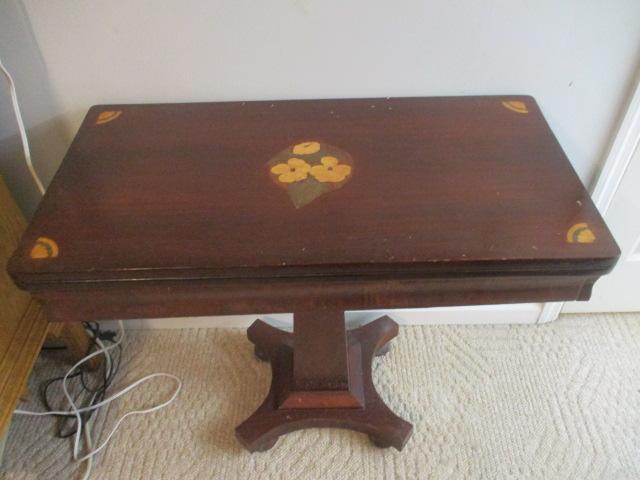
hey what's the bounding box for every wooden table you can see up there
[8,97,619,452]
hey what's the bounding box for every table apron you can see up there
[32,274,596,323]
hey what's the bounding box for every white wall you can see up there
[2,0,640,216]
[0,0,71,216]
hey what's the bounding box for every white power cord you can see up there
[0,57,45,195]
[3,58,183,479]
[15,321,182,480]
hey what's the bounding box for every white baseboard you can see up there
[99,303,543,330]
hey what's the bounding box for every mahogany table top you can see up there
[9,96,618,290]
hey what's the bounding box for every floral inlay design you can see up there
[567,223,596,244]
[30,237,59,259]
[292,141,321,155]
[310,156,352,183]
[95,110,122,125]
[268,141,354,208]
[501,100,528,114]
[270,158,312,183]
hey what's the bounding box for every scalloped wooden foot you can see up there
[235,313,412,452]
[375,341,392,357]
[254,345,269,362]
[370,436,393,448]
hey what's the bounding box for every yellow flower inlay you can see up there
[95,110,122,125]
[292,141,321,155]
[310,156,352,183]
[567,222,596,244]
[30,237,59,259]
[501,100,528,114]
[270,158,311,183]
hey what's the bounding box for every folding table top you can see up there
[9,96,619,288]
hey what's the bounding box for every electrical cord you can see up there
[0,56,45,194]
[3,56,182,480]
[14,321,182,480]
[40,322,122,439]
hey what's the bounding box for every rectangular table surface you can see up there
[9,96,618,291]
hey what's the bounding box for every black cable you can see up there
[39,322,123,439]
[57,323,121,437]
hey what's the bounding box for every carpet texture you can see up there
[2,313,640,479]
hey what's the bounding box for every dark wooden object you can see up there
[7,96,619,451]
[236,313,411,451]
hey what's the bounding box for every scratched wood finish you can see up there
[8,96,618,289]
[5,97,620,452]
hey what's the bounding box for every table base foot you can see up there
[235,315,413,452]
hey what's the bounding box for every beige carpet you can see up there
[2,313,640,479]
